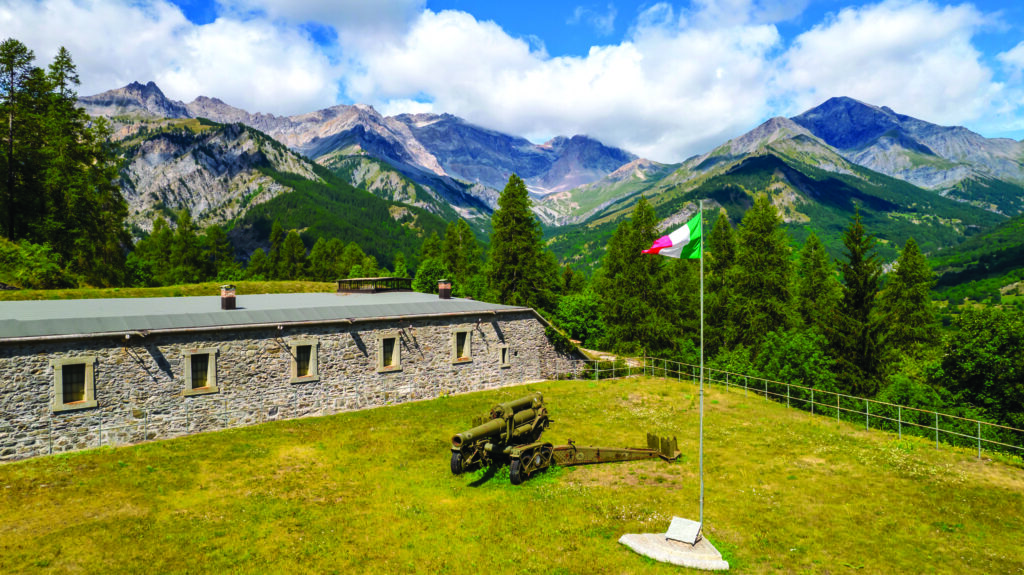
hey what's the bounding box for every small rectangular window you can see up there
[295,345,311,376]
[51,357,98,413]
[289,338,320,383]
[452,329,472,364]
[184,348,219,396]
[383,338,396,367]
[377,334,402,372]
[499,345,511,368]
[190,354,210,388]
[62,363,87,402]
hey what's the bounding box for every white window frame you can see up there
[289,338,320,383]
[377,333,402,373]
[51,356,98,413]
[451,329,473,364]
[184,347,219,396]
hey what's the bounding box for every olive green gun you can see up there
[450,392,679,485]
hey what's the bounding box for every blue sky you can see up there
[3,0,1024,161]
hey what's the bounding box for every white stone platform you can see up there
[619,524,730,571]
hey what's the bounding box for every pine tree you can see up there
[279,230,307,280]
[486,174,556,310]
[268,220,285,279]
[705,209,735,354]
[443,218,481,292]
[796,232,842,335]
[726,194,794,353]
[420,231,442,261]
[878,237,938,353]
[833,208,886,396]
[595,196,674,353]
[201,225,235,279]
[246,248,271,280]
[308,237,346,281]
[392,251,409,278]
[170,209,203,284]
[0,38,36,240]
[338,242,365,278]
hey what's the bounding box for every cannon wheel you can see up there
[450,452,463,475]
[510,458,524,485]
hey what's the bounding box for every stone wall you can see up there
[0,312,581,461]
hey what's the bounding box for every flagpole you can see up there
[699,199,704,527]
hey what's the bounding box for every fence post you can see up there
[48,414,53,455]
[98,411,103,448]
[594,359,598,381]
[726,373,729,392]
[786,384,790,408]
[898,406,902,440]
[977,421,982,460]
[144,411,149,441]
[811,389,814,415]
[865,400,869,431]
[935,412,939,449]
[744,376,748,397]
[764,379,767,400]
[837,394,840,423]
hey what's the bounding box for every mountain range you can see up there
[80,83,1024,287]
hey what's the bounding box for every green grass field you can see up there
[1,377,1021,574]
[0,281,336,301]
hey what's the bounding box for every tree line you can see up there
[0,38,127,286]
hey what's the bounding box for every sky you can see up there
[2,0,1024,162]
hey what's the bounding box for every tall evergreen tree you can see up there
[279,230,307,280]
[201,225,235,279]
[486,174,556,310]
[338,241,365,278]
[726,194,795,353]
[170,209,203,284]
[392,251,409,278]
[878,237,938,353]
[833,208,886,396]
[420,231,442,261]
[442,218,481,291]
[595,196,674,353]
[0,38,36,240]
[705,209,736,354]
[308,237,345,281]
[796,232,842,335]
[267,220,285,278]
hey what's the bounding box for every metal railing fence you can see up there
[577,355,1023,460]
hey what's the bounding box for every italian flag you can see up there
[642,213,702,259]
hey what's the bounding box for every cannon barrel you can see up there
[489,392,543,419]
[452,407,540,448]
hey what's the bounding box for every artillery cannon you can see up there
[450,392,679,485]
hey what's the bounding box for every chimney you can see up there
[220,285,236,310]
[438,279,452,300]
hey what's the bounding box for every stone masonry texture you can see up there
[0,312,580,461]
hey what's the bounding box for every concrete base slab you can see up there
[619,533,730,571]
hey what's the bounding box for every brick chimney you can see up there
[438,279,452,300]
[220,285,236,310]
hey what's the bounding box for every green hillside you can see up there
[547,151,1005,268]
[932,212,1024,303]
[1,376,1020,573]
[229,164,450,269]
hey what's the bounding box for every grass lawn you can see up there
[0,376,1021,574]
[0,281,337,301]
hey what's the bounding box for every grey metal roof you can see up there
[0,292,532,341]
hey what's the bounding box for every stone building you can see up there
[0,288,580,461]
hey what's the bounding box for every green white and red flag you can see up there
[641,212,702,259]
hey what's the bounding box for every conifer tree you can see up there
[833,208,886,396]
[279,230,307,280]
[338,242,365,279]
[796,232,842,334]
[706,209,736,354]
[201,225,235,279]
[392,251,409,278]
[170,208,203,284]
[595,196,674,353]
[0,38,36,240]
[246,248,271,279]
[726,194,794,353]
[442,218,481,291]
[268,220,285,278]
[486,174,556,310]
[878,237,938,353]
[308,237,346,281]
[420,231,442,261]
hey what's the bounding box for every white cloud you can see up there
[348,8,780,162]
[999,41,1024,77]
[569,4,617,36]
[0,0,339,115]
[778,0,996,125]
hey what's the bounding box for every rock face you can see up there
[118,122,321,232]
[81,83,640,221]
[792,97,1024,190]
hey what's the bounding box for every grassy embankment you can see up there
[0,281,336,301]
[1,376,1021,574]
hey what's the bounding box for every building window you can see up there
[377,334,401,372]
[51,357,98,412]
[452,329,472,364]
[184,348,219,396]
[499,344,511,368]
[289,338,320,383]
